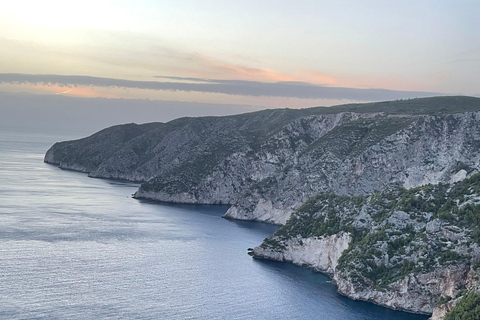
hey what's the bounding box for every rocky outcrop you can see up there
[44,122,159,180]
[135,111,381,215]
[430,267,480,319]
[252,232,351,276]
[224,112,480,223]
[336,266,470,315]
[430,299,457,320]
[252,176,480,316]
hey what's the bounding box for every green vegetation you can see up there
[438,251,469,264]
[303,117,415,157]
[261,172,480,290]
[307,96,480,116]
[273,193,365,240]
[262,238,286,252]
[436,295,452,307]
[444,293,480,320]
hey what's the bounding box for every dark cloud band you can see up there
[0,73,440,101]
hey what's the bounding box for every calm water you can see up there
[0,129,429,320]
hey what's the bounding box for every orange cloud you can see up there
[79,44,340,87]
[41,84,109,98]
[157,50,339,85]
[294,70,339,86]
[1,83,122,99]
[55,89,73,95]
[218,64,297,82]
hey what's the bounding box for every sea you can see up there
[0,128,429,320]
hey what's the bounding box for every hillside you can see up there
[45,96,480,224]
[252,173,480,315]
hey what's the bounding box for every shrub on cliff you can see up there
[444,292,480,320]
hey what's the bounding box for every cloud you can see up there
[150,49,306,83]
[55,89,73,95]
[0,73,441,101]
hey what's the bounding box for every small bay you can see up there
[0,128,428,320]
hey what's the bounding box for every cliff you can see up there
[252,176,480,316]
[46,96,480,224]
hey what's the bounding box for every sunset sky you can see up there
[1,0,479,133]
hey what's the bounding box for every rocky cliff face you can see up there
[251,232,351,276]
[135,111,381,222]
[222,112,480,224]
[336,266,470,315]
[45,96,480,225]
[430,267,480,319]
[252,176,480,316]
[430,299,457,320]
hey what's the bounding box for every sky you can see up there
[1,0,479,133]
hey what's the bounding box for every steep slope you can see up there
[45,108,308,182]
[45,96,480,224]
[135,111,379,210]
[252,174,480,315]
[223,111,480,223]
[44,122,157,175]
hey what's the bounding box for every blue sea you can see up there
[0,128,429,320]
